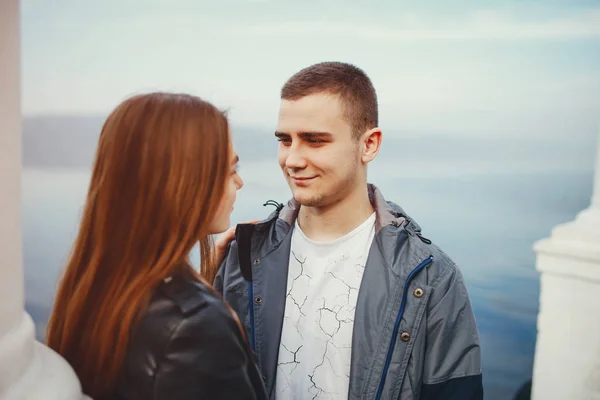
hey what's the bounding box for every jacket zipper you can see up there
[248,281,256,352]
[374,255,433,400]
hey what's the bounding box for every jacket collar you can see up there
[277,183,417,234]
[237,183,430,280]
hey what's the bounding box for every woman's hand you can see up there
[213,220,261,267]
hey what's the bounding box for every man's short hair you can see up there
[281,61,378,139]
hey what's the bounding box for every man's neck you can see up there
[297,185,375,242]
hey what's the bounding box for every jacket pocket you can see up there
[397,350,429,400]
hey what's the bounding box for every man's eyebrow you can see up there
[274,131,333,139]
[298,131,333,139]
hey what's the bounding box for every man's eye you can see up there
[308,139,323,144]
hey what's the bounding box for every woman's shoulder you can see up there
[126,270,242,358]
[117,271,246,394]
[117,272,265,400]
[144,271,239,337]
[112,272,264,400]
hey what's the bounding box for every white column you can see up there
[592,128,600,211]
[0,0,86,398]
[531,128,600,400]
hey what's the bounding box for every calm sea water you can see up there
[22,165,593,400]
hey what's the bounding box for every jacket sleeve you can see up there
[214,241,235,294]
[213,254,227,294]
[152,303,262,400]
[420,263,484,400]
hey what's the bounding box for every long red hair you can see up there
[46,93,230,398]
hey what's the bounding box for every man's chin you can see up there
[292,191,325,208]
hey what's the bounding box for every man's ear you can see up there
[361,128,382,163]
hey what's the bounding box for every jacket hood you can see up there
[274,183,423,235]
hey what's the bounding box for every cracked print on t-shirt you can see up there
[275,213,376,399]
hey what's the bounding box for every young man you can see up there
[215,62,483,400]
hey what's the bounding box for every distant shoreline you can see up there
[22,115,597,172]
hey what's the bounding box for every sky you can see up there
[21,0,600,138]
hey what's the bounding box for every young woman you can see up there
[46,92,266,400]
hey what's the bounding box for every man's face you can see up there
[276,92,363,208]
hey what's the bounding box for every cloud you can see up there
[19,1,600,139]
[232,8,600,41]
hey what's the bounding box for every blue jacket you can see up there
[215,184,483,399]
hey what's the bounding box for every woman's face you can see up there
[207,144,243,234]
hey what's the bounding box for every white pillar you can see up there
[531,128,600,400]
[0,0,86,398]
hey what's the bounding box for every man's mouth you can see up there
[290,176,316,185]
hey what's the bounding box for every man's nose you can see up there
[285,144,308,170]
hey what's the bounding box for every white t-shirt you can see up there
[275,213,376,399]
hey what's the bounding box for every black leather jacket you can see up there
[103,270,267,400]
